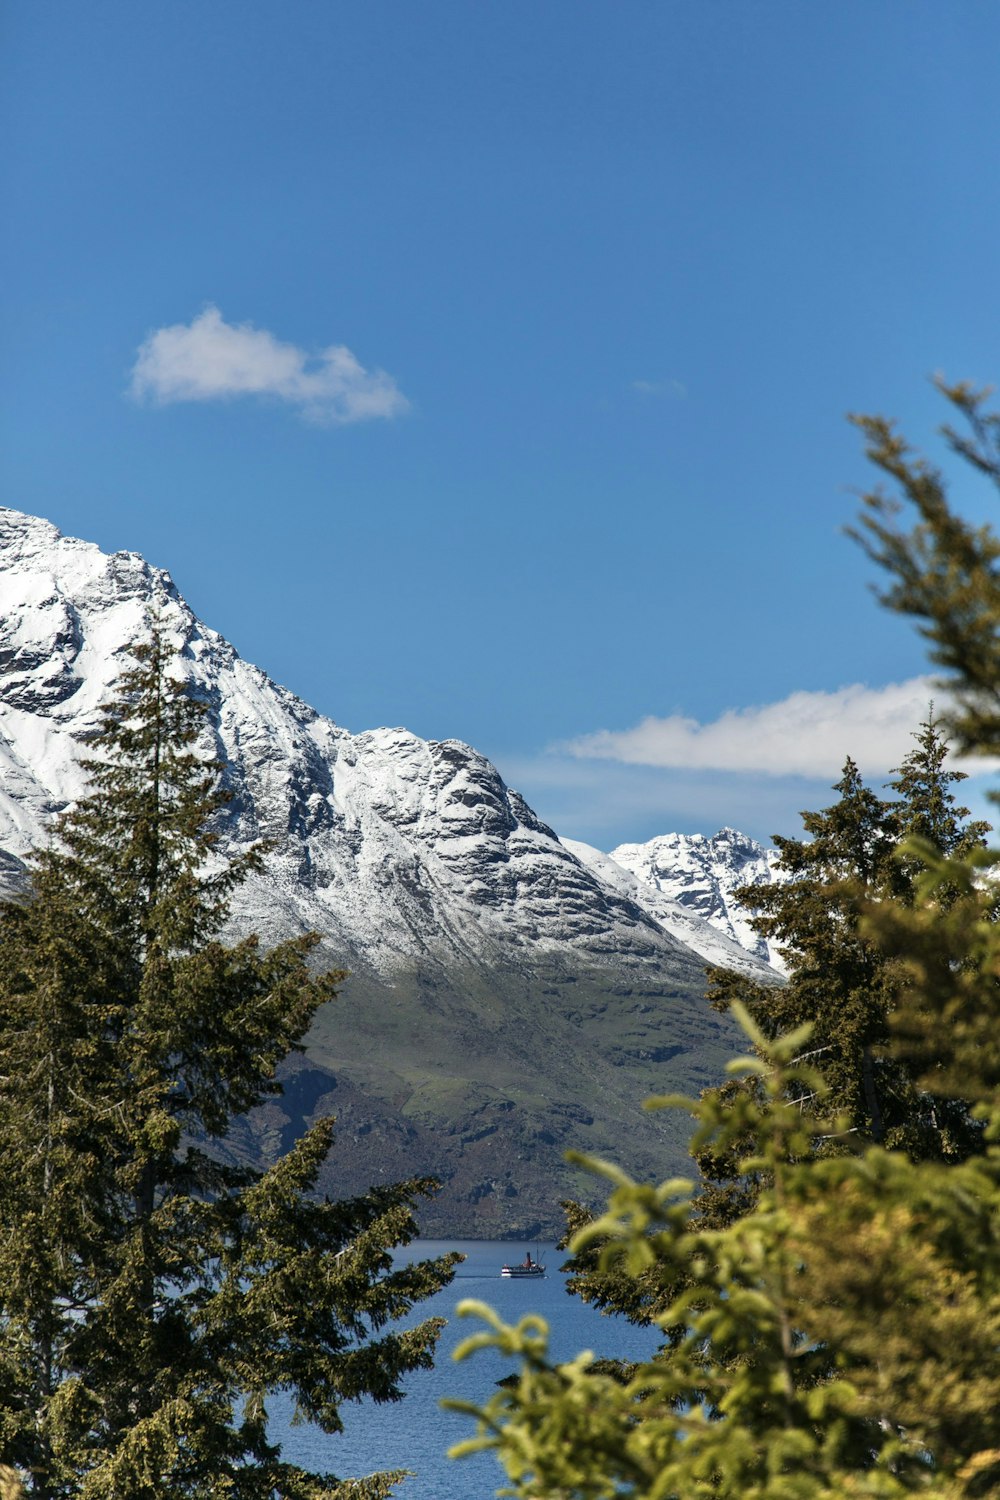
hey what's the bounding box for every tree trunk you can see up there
[861,1044,883,1143]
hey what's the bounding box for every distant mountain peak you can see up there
[606,827,786,971]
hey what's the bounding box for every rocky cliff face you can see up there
[561,836,781,978]
[0,508,776,1234]
[608,829,787,971]
[0,509,701,975]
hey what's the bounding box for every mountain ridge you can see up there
[0,507,780,1234]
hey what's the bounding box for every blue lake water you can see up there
[269,1238,661,1498]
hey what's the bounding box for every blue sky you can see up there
[3,1,1000,848]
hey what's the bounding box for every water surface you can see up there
[270,1237,661,1498]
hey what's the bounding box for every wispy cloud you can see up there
[496,745,997,850]
[501,754,835,847]
[561,677,990,779]
[631,378,687,399]
[129,306,410,425]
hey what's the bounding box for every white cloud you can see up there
[562,677,992,779]
[493,746,997,850]
[632,378,687,399]
[500,755,832,846]
[129,306,410,425]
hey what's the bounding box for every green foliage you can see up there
[707,730,987,1163]
[888,711,991,865]
[561,717,987,1337]
[850,379,1000,764]
[0,619,459,1497]
[449,1012,1000,1499]
[848,381,1000,1111]
[712,756,906,1147]
[446,384,1000,1497]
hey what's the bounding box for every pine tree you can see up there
[850,378,1000,764]
[562,728,986,1333]
[889,708,991,865]
[445,381,1000,1497]
[710,757,904,1146]
[0,618,458,1499]
[709,729,987,1160]
[850,380,1000,1109]
[559,759,894,1332]
[448,1009,1000,1499]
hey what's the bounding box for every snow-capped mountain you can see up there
[608,829,788,971]
[0,508,777,1235]
[561,837,782,977]
[0,508,777,981]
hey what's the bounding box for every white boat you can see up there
[501,1252,546,1278]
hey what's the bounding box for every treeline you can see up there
[0,628,459,1498]
[447,383,1000,1498]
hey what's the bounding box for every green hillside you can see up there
[225,946,743,1238]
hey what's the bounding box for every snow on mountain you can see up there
[607,829,788,973]
[561,836,782,978]
[0,507,756,980]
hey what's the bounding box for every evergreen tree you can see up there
[889,708,991,864]
[562,724,987,1332]
[709,756,903,1147]
[560,761,898,1331]
[449,1009,1000,1499]
[444,384,1000,1497]
[709,728,986,1160]
[0,619,458,1499]
[850,380,1000,1108]
[850,378,1000,765]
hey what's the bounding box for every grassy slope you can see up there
[228,945,742,1238]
